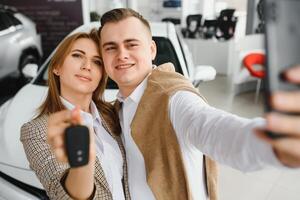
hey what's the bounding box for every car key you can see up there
[65,125,90,167]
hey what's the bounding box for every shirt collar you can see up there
[116,76,148,104]
[60,96,101,125]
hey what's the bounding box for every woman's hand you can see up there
[47,107,96,165]
[47,107,97,199]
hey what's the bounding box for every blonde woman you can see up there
[20,29,130,200]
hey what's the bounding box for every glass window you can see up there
[0,12,11,31]
[6,12,22,26]
[1,12,14,27]
[153,36,182,74]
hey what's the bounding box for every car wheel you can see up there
[19,54,39,79]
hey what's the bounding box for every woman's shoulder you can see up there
[20,114,48,141]
[22,114,48,128]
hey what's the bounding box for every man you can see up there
[99,8,300,200]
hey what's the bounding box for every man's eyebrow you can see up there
[102,42,116,48]
[71,49,85,54]
[124,39,140,43]
[102,39,141,48]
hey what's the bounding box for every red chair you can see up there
[243,53,265,102]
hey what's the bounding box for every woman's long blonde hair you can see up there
[37,28,120,135]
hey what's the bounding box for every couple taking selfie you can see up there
[20,8,300,200]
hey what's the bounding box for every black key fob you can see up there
[65,125,89,167]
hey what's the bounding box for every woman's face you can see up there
[54,38,103,98]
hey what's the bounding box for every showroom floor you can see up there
[198,75,300,200]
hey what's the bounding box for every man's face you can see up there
[100,17,156,97]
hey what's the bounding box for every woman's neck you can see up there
[61,93,92,113]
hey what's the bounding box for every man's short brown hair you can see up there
[99,8,152,35]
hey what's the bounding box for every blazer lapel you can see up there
[94,156,111,192]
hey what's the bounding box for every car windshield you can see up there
[34,36,182,89]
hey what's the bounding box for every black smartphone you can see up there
[264,0,300,138]
[65,125,90,167]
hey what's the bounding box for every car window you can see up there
[0,12,12,31]
[6,12,22,26]
[34,36,182,89]
[153,37,182,74]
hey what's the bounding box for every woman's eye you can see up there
[94,60,102,66]
[72,53,82,58]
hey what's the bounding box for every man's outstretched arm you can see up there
[169,90,283,172]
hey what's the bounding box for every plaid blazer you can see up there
[20,114,131,200]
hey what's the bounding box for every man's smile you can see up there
[115,63,135,70]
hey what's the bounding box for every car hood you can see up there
[0,83,47,188]
[0,84,48,169]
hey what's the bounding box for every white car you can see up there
[0,5,42,79]
[0,21,215,199]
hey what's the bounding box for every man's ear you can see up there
[150,40,157,61]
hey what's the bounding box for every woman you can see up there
[20,29,130,200]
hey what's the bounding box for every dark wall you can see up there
[2,0,84,61]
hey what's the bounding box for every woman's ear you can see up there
[53,68,59,76]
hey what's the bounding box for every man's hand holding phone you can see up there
[257,66,300,167]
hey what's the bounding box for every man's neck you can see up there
[119,86,137,99]
[119,72,152,98]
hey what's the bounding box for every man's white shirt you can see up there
[117,77,283,200]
